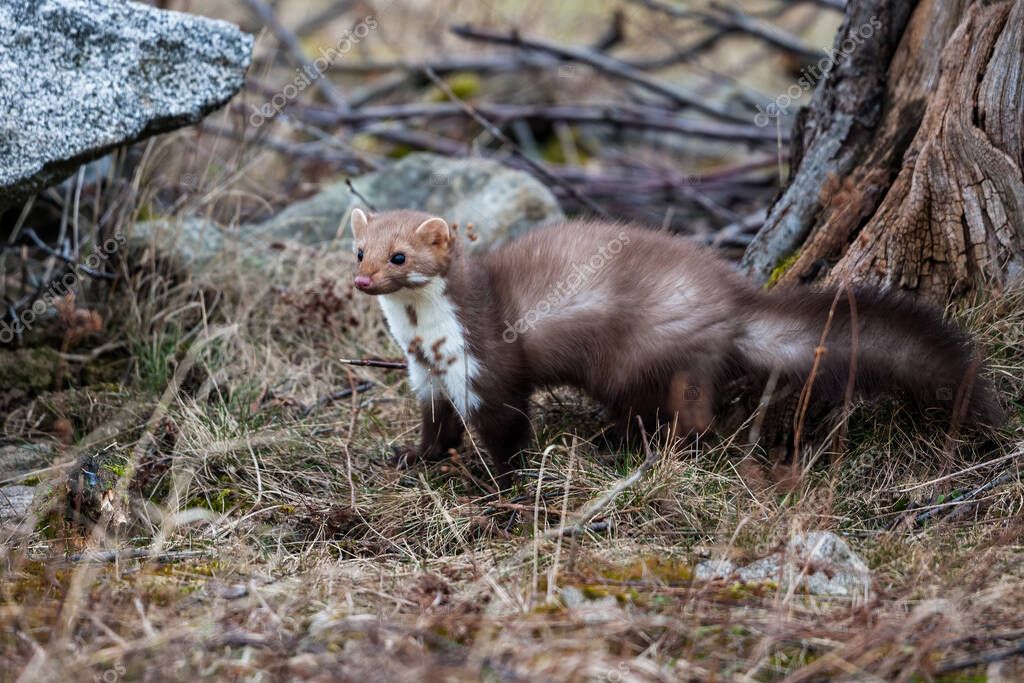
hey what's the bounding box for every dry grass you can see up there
[3,3,1023,680]
[2,175,1022,681]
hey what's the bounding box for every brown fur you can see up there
[351,210,1002,484]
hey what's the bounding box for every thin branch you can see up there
[290,101,784,144]
[302,380,375,417]
[627,0,822,61]
[708,1,822,61]
[293,0,355,37]
[936,639,1024,674]
[201,121,371,170]
[562,417,663,537]
[421,65,611,218]
[241,0,350,112]
[339,358,408,369]
[450,24,749,124]
[344,179,378,212]
[23,229,114,280]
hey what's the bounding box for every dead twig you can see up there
[565,418,663,541]
[293,0,355,37]
[450,24,749,124]
[291,101,784,144]
[23,229,114,280]
[339,358,408,369]
[241,0,349,112]
[935,639,1024,674]
[421,65,611,218]
[301,380,375,418]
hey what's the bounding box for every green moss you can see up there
[599,555,693,584]
[103,462,127,478]
[429,71,481,101]
[541,127,592,165]
[0,346,60,392]
[766,250,801,288]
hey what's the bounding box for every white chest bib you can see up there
[379,278,481,416]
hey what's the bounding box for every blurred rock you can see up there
[247,181,360,247]
[130,217,228,267]
[694,558,737,581]
[250,153,564,250]
[0,443,55,482]
[0,485,36,522]
[0,0,252,211]
[784,530,871,598]
[693,531,872,599]
[133,153,564,268]
[558,586,623,623]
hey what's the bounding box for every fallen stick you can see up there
[339,358,408,369]
[302,380,375,417]
[562,417,663,538]
[936,639,1024,674]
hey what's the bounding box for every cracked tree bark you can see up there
[743,0,1024,304]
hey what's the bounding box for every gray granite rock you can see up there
[0,0,252,210]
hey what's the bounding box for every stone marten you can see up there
[349,208,1002,484]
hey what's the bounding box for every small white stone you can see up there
[0,485,36,522]
[694,558,737,581]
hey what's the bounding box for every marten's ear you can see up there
[413,216,451,248]
[350,208,369,240]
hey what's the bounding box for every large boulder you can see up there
[249,153,564,250]
[0,0,253,211]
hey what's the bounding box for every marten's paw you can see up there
[388,444,420,469]
[388,444,456,469]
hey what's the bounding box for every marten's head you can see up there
[349,209,456,295]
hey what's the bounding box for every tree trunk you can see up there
[742,0,1024,304]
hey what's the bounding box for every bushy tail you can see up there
[735,287,1003,427]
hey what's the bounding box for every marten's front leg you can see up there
[474,396,531,490]
[419,398,465,461]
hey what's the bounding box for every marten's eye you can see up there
[390,252,406,265]
[356,249,364,262]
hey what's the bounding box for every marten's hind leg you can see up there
[664,370,715,444]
